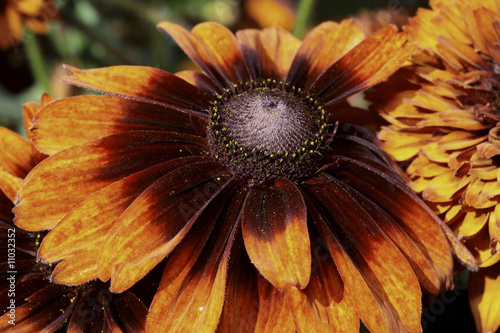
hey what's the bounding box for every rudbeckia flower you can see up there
[14,20,469,332]
[0,0,56,49]
[368,0,500,331]
[0,97,148,332]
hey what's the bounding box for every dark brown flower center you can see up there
[208,80,329,182]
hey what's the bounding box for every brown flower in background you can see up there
[12,20,468,331]
[0,97,148,332]
[368,0,500,332]
[0,0,57,49]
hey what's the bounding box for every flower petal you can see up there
[98,161,233,292]
[0,127,35,178]
[311,26,415,105]
[242,178,311,290]
[237,27,301,81]
[287,19,365,90]
[32,95,207,155]
[0,169,22,203]
[62,65,210,118]
[0,284,76,332]
[304,176,423,333]
[14,131,207,231]
[38,157,206,264]
[157,22,249,90]
[324,156,462,277]
[469,264,500,333]
[285,228,359,332]
[146,182,245,332]
[103,292,148,332]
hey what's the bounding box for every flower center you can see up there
[208,80,329,182]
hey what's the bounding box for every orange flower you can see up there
[0,97,149,332]
[0,0,56,49]
[241,0,295,30]
[368,0,500,332]
[13,20,465,331]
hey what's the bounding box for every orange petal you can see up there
[157,22,249,90]
[311,26,415,105]
[469,264,500,333]
[146,183,245,332]
[236,27,301,81]
[15,131,208,231]
[0,169,22,203]
[32,95,207,155]
[304,176,423,332]
[285,230,359,332]
[287,19,365,90]
[0,127,35,178]
[62,65,211,117]
[175,70,219,94]
[38,157,204,270]
[98,161,233,292]
[242,178,311,290]
[50,247,99,285]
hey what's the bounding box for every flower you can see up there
[0,97,149,332]
[241,0,295,30]
[0,0,57,50]
[367,0,500,331]
[13,20,463,331]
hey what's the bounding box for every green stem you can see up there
[24,31,51,94]
[293,0,315,39]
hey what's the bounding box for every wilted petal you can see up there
[242,178,311,290]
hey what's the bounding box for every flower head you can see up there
[0,0,56,49]
[13,20,461,331]
[0,97,149,332]
[368,0,500,331]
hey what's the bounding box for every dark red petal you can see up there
[98,161,233,292]
[146,181,245,332]
[285,227,359,332]
[310,26,415,105]
[158,22,249,91]
[287,19,365,90]
[62,65,211,117]
[175,70,220,95]
[324,156,457,282]
[32,95,207,155]
[38,157,208,265]
[14,131,208,231]
[0,284,77,332]
[303,178,423,332]
[242,178,311,291]
[103,292,148,332]
[236,27,301,82]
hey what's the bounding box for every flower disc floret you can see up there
[208,79,329,182]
